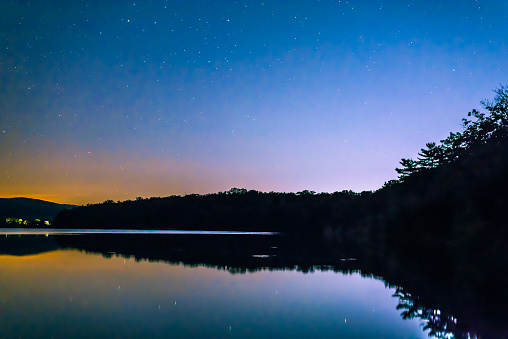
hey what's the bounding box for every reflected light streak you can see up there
[0,228,278,235]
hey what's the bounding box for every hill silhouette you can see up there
[0,197,76,222]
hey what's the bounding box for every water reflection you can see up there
[0,236,424,339]
[393,286,460,338]
[1,233,507,338]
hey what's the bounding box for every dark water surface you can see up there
[0,232,429,339]
[0,228,278,235]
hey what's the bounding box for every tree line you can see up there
[53,188,369,234]
[53,86,508,250]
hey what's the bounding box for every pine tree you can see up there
[396,85,508,180]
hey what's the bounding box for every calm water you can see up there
[0,228,278,235]
[0,233,429,338]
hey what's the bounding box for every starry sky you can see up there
[1,1,507,205]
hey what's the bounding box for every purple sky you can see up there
[1,1,507,204]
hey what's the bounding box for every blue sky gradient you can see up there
[1,1,507,204]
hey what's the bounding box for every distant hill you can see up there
[0,198,77,221]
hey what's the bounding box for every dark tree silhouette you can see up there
[396,85,508,179]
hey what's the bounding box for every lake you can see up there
[0,230,498,338]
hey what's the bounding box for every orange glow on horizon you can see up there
[1,149,333,205]
[0,151,283,205]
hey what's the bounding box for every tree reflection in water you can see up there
[393,286,460,338]
[2,233,508,339]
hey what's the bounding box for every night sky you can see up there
[1,1,507,205]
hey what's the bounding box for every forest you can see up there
[53,87,508,247]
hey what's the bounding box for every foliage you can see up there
[52,188,363,233]
[1,217,51,227]
[396,86,508,179]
